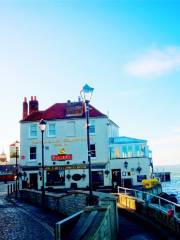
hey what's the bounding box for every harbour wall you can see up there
[17,189,118,240]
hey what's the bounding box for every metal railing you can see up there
[117,186,180,220]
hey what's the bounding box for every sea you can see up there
[155,164,180,203]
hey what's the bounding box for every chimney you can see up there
[23,97,28,120]
[29,96,39,115]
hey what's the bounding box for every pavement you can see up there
[0,182,64,240]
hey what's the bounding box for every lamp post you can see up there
[39,119,47,207]
[15,140,19,199]
[80,84,94,205]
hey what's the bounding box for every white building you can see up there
[20,97,152,190]
[109,137,153,187]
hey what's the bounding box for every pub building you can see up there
[19,96,152,190]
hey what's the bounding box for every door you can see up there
[92,171,104,189]
[29,173,38,190]
[112,169,121,189]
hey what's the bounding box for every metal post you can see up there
[41,130,45,207]
[15,146,18,199]
[158,197,161,210]
[85,100,93,205]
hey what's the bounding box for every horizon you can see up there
[0,0,180,166]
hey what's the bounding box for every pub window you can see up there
[135,145,140,157]
[46,170,65,186]
[127,145,133,158]
[90,144,96,158]
[48,123,56,137]
[29,124,37,138]
[122,145,127,158]
[30,147,36,160]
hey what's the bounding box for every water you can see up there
[155,164,180,203]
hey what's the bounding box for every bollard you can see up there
[8,185,9,196]
[11,184,13,194]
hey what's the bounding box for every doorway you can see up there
[29,173,38,190]
[112,169,121,189]
[92,171,104,189]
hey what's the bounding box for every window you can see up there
[110,147,121,159]
[48,123,56,137]
[122,145,127,158]
[66,121,76,137]
[90,144,96,158]
[89,120,95,134]
[30,147,36,160]
[127,145,133,158]
[30,124,37,138]
[135,145,140,157]
[46,170,65,186]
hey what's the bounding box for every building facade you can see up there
[20,97,152,190]
[109,137,153,187]
[20,97,119,190]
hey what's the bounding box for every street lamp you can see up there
[39,119,47,207]
[80,84,94,205]
[14,140,19,199]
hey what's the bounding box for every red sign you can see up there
[21,155,25,160]
[51,154,72,161]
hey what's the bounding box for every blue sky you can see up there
[0,0,180,165]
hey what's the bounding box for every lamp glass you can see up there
[15,141,19,148]
[81,84,94,102]
[39,119,47,131]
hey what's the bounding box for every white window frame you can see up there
[29,124,37,138]
[48,123,56,137]
[89,120,95,135]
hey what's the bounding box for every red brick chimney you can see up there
[23,97,28,120]
[29,96,39,115]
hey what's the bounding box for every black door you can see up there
[29,173,38,190]
[112,169,121,189]
[92,171,104,189]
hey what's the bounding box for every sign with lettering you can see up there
[66,102,83,117]
[51,154,72,161]
[45,164,87,171]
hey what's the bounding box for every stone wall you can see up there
[18,190,118,240]
[19,190,87,216]
[136,201,180,236]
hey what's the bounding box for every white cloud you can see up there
[124,46,180,78]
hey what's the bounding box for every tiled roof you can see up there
[21,102,106,122]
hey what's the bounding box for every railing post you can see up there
[11,184,12,194]
[172,204,176,217]
[7,185,9,196]
[158,197,161,210]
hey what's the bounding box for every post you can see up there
[15,146,18,199]
[85,100,93,205]
[41,130,45,207]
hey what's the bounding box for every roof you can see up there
[21,102,107,122]
[109,136,147,144]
